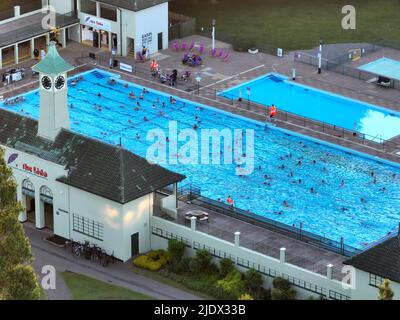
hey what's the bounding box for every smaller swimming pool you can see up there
[219,73,400,141]
[359,57,400,81]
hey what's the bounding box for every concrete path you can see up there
[26,224,201,300]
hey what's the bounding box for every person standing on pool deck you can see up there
[269,104,277,120]
[227,196,234,206]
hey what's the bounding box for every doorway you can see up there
[131,233,139,257]
[40,186,54,230]
[26,196,35,223]
[158,32,163,50]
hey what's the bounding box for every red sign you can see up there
[22,163,48,178]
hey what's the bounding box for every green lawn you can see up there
[61,271,155,300]
[170,0,400,50]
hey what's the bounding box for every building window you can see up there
[72,213,104,241]
[81,0,96,15]
[369,273,384,288]
[100,4,117,22]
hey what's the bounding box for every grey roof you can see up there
[0,109,185,204]
[97,0,170,11]
[344,235,400,283]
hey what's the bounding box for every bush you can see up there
[133,250,171,271]
[238,293,254,300]
[169,257,191,274]
[244,268,263,294]
[271,277,297,300]
[216,269,246,299]
[133,255,162,271]
[196,249,212,269]
[230,37,258,52]
[188,258,202,273]
[147,249,172,266]
[167,239,186,263]
[219,258,235,278]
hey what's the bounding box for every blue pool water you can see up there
[219,73,400,141]
[359,57,400,81]
[2,69,400,249]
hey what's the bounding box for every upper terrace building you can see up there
[0,0,170,69]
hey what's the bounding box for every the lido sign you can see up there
[7,153,48,178]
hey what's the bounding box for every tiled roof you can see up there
[97,0,170,12]
[344,235,400,283]
[0,109,185,203]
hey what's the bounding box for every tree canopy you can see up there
[0,147,40,300]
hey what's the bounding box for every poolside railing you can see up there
[294,49,400,91]
[215,89,400,156]
[178,182,362,257]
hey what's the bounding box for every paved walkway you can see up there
[26,224,201,300]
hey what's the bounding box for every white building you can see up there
[344,235,400,300]
[0,42,184,262]
[0,0,170,68]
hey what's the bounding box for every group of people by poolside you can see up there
[70,75,84,87]
[4,96,25,106]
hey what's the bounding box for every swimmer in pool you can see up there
[340,180,345,188]
[360,197,367,203]
[283,200,289,208]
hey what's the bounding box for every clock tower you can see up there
[32,41,75,140]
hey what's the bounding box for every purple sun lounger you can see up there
[181,40,187,51]
[199,42,205,54]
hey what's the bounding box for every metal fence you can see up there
[197,26,280,56]
[169,12,196,40]
[294,45,400,90]
[216,89,400,154]
[152,224,350,299]
[178,183,361,257]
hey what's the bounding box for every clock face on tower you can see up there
[55,75,65,90]
[41,76,52,90]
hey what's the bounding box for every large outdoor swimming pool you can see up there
[219,73,400,141]
[359,57,400,81]
[2,69,400,249]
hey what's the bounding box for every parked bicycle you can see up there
[69,240,115,267]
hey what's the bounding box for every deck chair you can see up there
[172,41,179,51]
[181,40,187,51]
[217,48,224,57]
[211,48,217,57]
[222,51,230,62]
[188,41,195,51]
[199,43,205,54]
